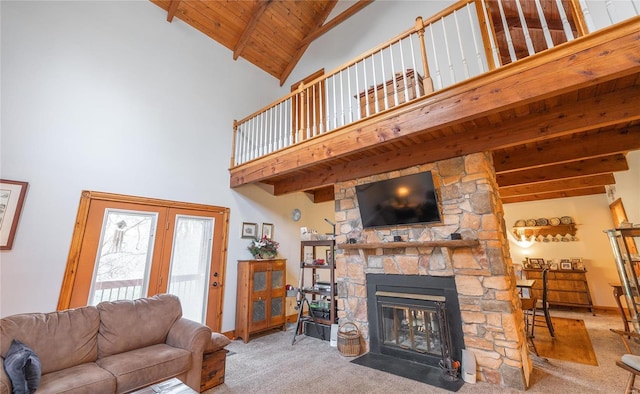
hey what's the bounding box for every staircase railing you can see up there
[230,0,638,168]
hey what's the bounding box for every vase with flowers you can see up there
[248,236,279,259]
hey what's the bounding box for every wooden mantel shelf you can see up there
[338,239,479,264]
[338,240,480,249]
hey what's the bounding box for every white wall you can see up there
[503,150,640,309]
[0,0,334,331]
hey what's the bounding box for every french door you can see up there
[58,191,229,331]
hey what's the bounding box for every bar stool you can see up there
[533,268,555,337]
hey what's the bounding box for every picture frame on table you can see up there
[262,223,274,240]
[241,222,258,239]
[571,257,584,270]
[560,260,573,270]
[527,257,544,268]
[0,179,28,250]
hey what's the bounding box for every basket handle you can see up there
[339,321,359,334]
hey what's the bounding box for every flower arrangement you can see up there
[248,236,279,259]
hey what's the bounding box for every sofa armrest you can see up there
[166,318,211,391]
[166,318,211,352]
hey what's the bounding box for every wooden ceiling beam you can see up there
[309,186,335,203]
[498,173,615,197]
[279,1,338,86]
[501,186,606,204]
[233,0,272,61]
[166,0,182,22]
[303,0,374,46]
[494,125,640,173]
[496,154,629,187]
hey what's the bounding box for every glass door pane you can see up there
[88,209,157,305]
[167,215,214,323]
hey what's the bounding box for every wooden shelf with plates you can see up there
[512,224,577,240]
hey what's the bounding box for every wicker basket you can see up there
[337,322,361,357]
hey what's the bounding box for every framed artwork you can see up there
[527,257,544,268]
[241,222,258,239]
[0,179,28,250]
[560,260,573,270]
[262,223,274,240]
[571,257,584,270]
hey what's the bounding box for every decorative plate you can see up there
[525,219,536,227]
[560,216,572,224]
[514,219,526,227]
[536,218,548,226]
[291,208,302,222]
[549,217,561,226]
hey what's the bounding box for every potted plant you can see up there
[248,236,279,259]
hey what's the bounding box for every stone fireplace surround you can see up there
[333,153,530,390]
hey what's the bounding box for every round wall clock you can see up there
[291,208,301,222]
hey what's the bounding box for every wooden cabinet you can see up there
[235,259,286,343]
[358,69,424,117]
[524,268,594,313]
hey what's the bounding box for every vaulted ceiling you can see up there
[150,0,372,85]
[149,1,639,203]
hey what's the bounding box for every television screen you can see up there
[355,171,441,228]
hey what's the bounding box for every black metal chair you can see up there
[521,296,539,355]
[533,268,555,337]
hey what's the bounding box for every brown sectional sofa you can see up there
[0,294,213,393]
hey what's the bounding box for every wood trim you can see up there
[302,0,374,46]
[57,191,230,313]
[166,0,181,22]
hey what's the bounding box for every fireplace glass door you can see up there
[380,303,442,356]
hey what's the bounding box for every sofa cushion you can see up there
[205,333,231,353]
[97,294,182,358]
[96,343,191,393]
[3,339,41,394]
[0,306,99,374]
[36,363,115,394]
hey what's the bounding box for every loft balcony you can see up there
[228,1,640,203]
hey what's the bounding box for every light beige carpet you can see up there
[209,310,632,393]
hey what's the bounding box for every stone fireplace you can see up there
[334,153,530,390]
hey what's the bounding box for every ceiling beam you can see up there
[233,0,272,61]
[279,1,338,85]
[494,125,640,173]
[498,173,615,197]
[501,186,606,204]
[302,0,374,46]
[166,0,181,22]
[496,154,629,187]
[309,186,335,203]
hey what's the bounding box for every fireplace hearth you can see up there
[351,274,465,391]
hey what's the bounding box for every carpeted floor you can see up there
[208,310,635,393]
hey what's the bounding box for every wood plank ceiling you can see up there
[150,0,372,85]
[149,0,639,204]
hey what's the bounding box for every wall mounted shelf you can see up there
[512,223,577,241]
[338,239,479,264]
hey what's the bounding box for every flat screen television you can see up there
[355,171,441,228]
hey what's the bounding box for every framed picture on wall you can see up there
[262,223,274,240]
[0,179,29,250]
[241,222,258,239]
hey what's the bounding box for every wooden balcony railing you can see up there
[230,0,639,168]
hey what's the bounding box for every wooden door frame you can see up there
[58,190,230,331]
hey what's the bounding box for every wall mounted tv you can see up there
[355,171,441,229]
